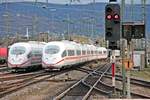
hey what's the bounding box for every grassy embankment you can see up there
[131,66,150,81]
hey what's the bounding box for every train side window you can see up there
[99,51,102,54]
[103,51,107,54]
[68,50,75,56]
[82,50,86,55]
[77,50,81,55]
[27,52,32,58]
[62,50,67,57]
[87,50,90,54]
[95,51,97,54]
[91,51,93,54]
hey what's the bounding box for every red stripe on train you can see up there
[42,54,106,66]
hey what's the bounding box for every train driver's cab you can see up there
[45,45,60,55]
[10,46,26,56]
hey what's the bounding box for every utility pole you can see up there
[46,0,48,3]
[121,0,126,98]
[32,15,38,40]
[26,27,29,40]
[4,0,9,35]
[3,0,11,42]
[142,0,147,68]
[67,14,70,40]
[33,0,38,40]
[35,0,38,4]
[126,0,134,98]
[3,0,9,67]
[51,11,53,34]
[93,0,95,3]
[131,0,134,21]
[91,17,94,39]
[126,41,131,98]
[70,0,80,4]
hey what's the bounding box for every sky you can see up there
[1,0,150,4]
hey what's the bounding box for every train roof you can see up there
[11,41,46,46]
[45,41,107,51]
[10,41,46,50]
[28,41,47,45]
[46,41,79,50]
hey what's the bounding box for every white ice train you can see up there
[8,41,46,71]
[42,40,108,70]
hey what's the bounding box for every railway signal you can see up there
[105,4,120,50]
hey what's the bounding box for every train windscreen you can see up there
[45,45,60,54]
[10,46,26,55]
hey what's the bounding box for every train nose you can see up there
[43,56,59,64]
[14,58,22,62]
[9,56,25,64]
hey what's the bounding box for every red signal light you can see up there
[114,14,120,20]
[106,14,112,20]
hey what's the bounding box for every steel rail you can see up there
[77,68,150,88]
[81,64,111,100]
[0,67,81,98]
[54,63,111,100]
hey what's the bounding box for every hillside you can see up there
[0,2,150,38]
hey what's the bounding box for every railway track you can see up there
[54,63,112,100]
[0,69,77,98]
[0,66,86,98]
[76,67,150,88]
[0,70,45,81]
[105,73,150,88]
[76,66,150,99]
[0,64,8,72]
[0,71,12,77]
[0,64,6,67]
[0,61,149,99]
